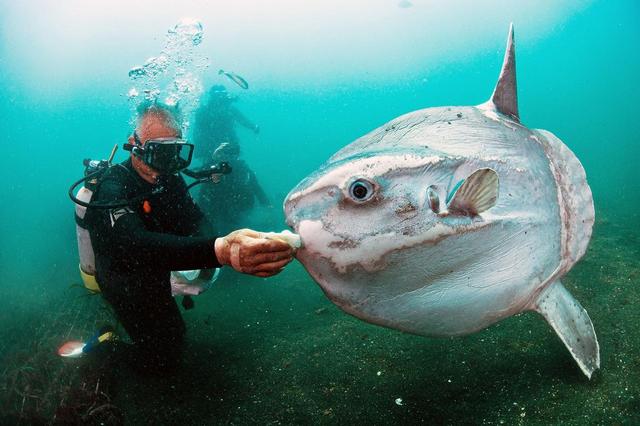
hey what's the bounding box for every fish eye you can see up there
[426,185,440,213]
[348,179,375,202]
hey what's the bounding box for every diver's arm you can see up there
[94,173,291,276]
[109,214,221,270]
[107,216,292,277]
[94,175,221,270]
[230,106,259,133]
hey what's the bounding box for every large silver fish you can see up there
[284,25,598,378]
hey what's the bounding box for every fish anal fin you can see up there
[447,168,498,216]
[533,280,600,379]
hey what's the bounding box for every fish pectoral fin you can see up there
[446,168,498,216]
[533,280,600,379]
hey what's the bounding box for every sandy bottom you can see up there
[2,210,639,424]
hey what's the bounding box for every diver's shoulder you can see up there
[94,161,139,195]
[102,160,134,181]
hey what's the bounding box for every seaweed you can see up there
[0,288,119,423]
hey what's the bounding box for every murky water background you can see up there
[1,1,638,423]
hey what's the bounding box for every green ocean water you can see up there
[1,0,639,423]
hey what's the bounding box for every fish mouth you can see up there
[283,197,308,259]
[283,184,334,232]
[283,196,299,232]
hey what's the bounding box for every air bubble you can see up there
[142,55,169,78]
[168,18,204,46]
[127,18,207,131]
[128,66,145,79]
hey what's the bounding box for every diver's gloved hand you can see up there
[215,229,294,277]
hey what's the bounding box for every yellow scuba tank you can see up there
[76,185,100,292]
[74,159,109,292]
[73,145,119,292]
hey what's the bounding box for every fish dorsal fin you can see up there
[447,168,499,216]
[488,23,519,121]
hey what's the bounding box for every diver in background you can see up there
[192,84,268,234]
[192,84,259,162]
[198,142,271,235]
[83,100,292,375]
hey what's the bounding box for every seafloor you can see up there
[1,207,638,425]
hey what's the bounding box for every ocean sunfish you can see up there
[284,24,598,378]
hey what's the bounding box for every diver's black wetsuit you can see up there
[85,159,220,373]
[192,101,257,161]
[198,159,269,234]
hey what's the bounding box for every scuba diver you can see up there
[198,142,271,235]
[192,84,259,162]
[71,100,294,375]
[192,84,268,234]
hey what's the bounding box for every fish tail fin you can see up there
[532,129,594,273]
[533,280,600,378]
[218,69,224,75]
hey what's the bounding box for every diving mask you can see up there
[124,132,194,174]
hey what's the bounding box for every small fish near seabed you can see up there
[284,24,599,378]
[219,69,249,90]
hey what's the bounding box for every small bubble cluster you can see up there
[126,18,209,130]
[167,18,204,46]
